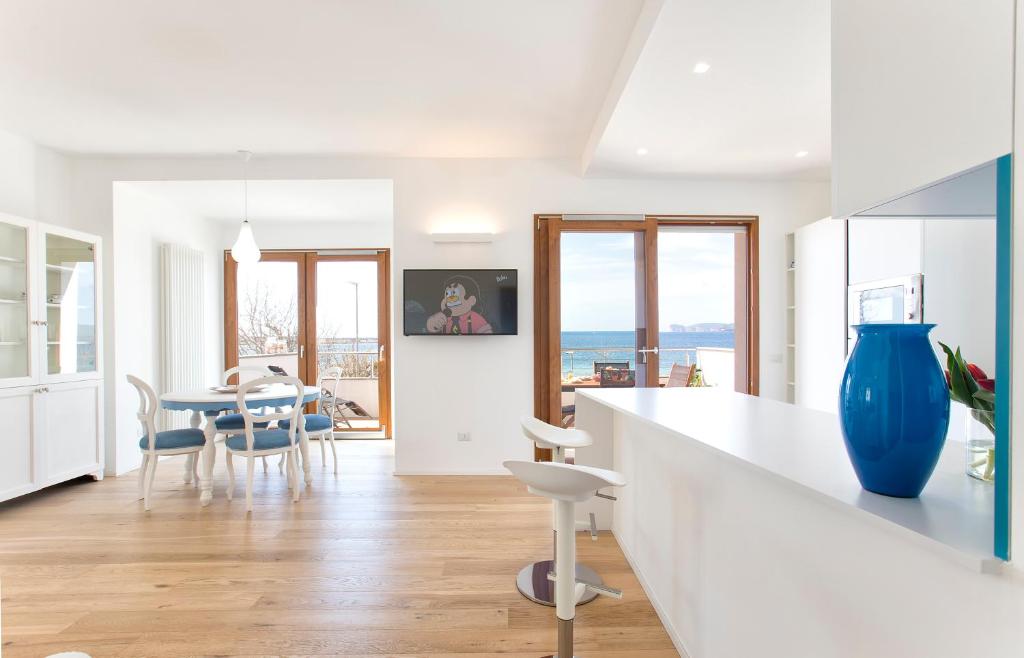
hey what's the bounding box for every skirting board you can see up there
[614,528,693,658]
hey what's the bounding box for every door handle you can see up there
[379,344,385,361]
[299,345,305,359]
[637,346,659,364]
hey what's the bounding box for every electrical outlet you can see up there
[457,432,471,442]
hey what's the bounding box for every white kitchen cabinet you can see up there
[832,0,1014,218]
[794,217,848,414]
[0,213,103,503]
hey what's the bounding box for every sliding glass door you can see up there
[535,217,659,431]
[227,252,306,383]
[224,249,392,437]
[535,215,757,432]
[309,253,391,434]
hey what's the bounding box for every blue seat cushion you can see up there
[139,428,206,451]
[225,429,293,452]
[215,412,271,430]
[278,414,333,432]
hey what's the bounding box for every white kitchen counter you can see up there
[574,387,1021,658]
[578,387,995,569]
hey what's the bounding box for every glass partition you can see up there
[44,233,96,376]
[0,219,30,380]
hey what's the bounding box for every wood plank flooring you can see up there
[0,441,679,657]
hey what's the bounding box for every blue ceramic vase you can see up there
[838,324,950,498]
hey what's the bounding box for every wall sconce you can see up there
[430,231,495,244]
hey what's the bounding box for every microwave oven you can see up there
[848,274,923,336]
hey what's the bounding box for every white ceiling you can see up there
[587,0,830,179]
[0,0,830,180]
[0,0,643,157]
[128,180,393,223]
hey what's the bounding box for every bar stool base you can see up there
[516,560,601,606]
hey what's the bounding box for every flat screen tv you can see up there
[404,269,518,335]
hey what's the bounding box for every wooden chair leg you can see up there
[225,450,235,500]
[144,454,158,511]
[245,455,256,513]
[329,433,338,474]
[279,454,286,474]
[192,451,200,486]
[138,453,150,500]
[262,456,269,473]
[320,434,326,464]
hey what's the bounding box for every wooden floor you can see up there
[0,441,679,657]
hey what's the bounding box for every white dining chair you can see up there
[273,368,342,474]
[224,376,305,512]
[127,375,206,511]
[213,365,279,471]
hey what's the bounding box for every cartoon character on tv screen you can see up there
[425,275,494,334]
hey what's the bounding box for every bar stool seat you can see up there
[521,416,592,454]
[507,461,626,501]
[505,459,626,658]
[516,416,607,608]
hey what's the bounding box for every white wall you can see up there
[108,183,224,474]
[0,128,73,229]
[219,219,392,251]
[65,156,829,476]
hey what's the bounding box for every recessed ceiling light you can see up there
[795,150,809,158]
[636,147,649,156]
[693,61,711,74]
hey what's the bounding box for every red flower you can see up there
[967,363,988,382]
[977,378,995,393]
[945,370,951,389]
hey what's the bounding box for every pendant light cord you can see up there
[239,150,252,224]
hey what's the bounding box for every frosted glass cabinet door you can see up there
[43,231,98,377]
[0,215,32,383]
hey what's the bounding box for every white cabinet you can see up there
[0,385,38,501]
[831,0,1014,218]
[0,214,103,503]
[40,380,103,486]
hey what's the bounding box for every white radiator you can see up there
[160,244,205,429]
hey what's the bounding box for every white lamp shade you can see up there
[230,222,261,264]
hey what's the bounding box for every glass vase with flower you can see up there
[939,343,996,482]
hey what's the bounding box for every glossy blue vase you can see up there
[838,324,950,498]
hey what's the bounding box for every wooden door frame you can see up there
[533,214,760,450]
[223,250,310,382]
[305,251,392,435]
[650,215,760,396]
[224,248,393,437]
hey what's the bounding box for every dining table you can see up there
[160,383,321,506]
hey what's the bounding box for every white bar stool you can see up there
[517,416,608,607]
[504,460,626,658]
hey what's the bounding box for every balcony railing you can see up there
[561,345,734,388]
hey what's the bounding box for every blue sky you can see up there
[560,230,735,332]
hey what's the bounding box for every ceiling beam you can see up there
[578,0,666,176]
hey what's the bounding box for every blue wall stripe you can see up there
[995,152,1012,561]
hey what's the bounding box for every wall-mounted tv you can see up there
[404,269,518,335]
